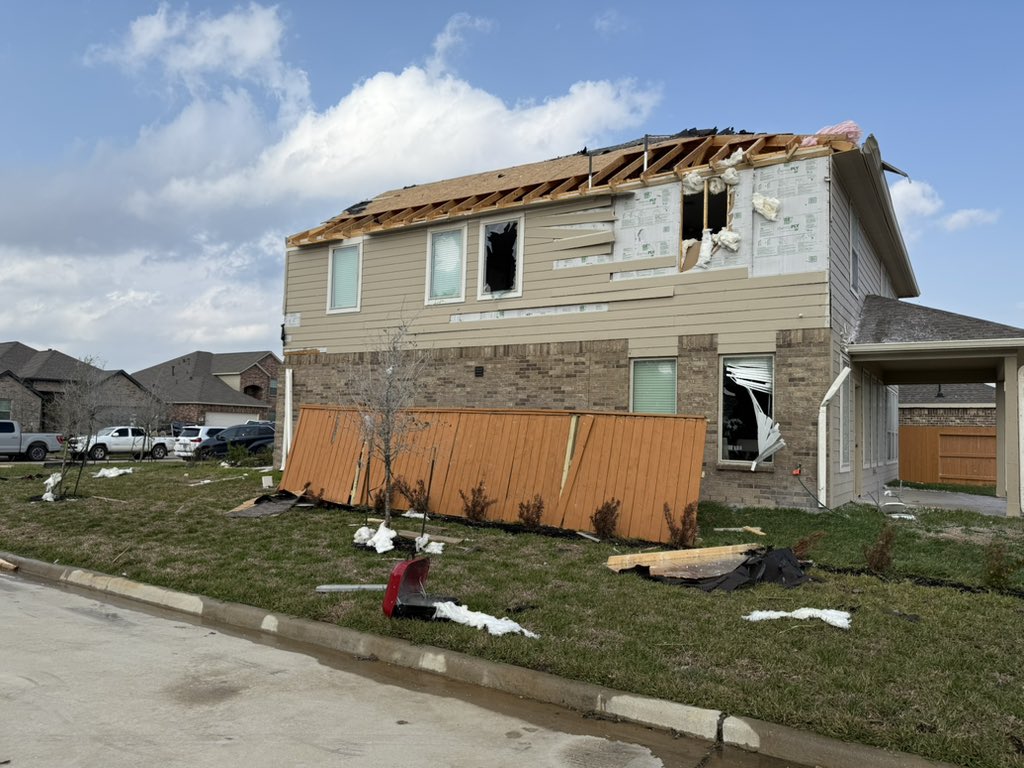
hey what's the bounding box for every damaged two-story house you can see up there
[279,128,1024,515]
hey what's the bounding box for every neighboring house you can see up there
[133,350,280,427]
[899,382,995,428]
[279,128,1024,515]
[0,341,154,431]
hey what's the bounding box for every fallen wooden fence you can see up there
[280,405,706,543]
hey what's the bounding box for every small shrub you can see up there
[663,502,699,547]
[459,480,496,522]
[517,494,545,529]
[225,444,250,466]
[864,524,896,574]
[982,542,1024,590]
[394,476,429,513]
[590,498,621,539]
[792,530,827,560]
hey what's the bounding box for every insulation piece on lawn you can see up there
[433,601,539,638]
[708,176,726,195]
[682,171,704,195]
[720,166,740,186]
[415,534,445,555]
[41,472,62,502]
[752,193,780,221]
[743,608,851,630]
[93,467,133,478]
[353,526,373,545]
[712,229,741,252]
[366,521,398,553]
[695,229,714,269]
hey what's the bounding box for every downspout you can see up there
[817,366,851,508]
[1018,365,1023,516]
[280,367,293,471]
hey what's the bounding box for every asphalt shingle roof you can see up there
[899,383,996,405]
[855,296,1024,344]
[132,351,269,407]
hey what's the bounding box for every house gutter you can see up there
[818,367,851,508]
[849,338,1024,356]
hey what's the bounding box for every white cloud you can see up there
[0,5,661,371]
[593,9,627,36]
[427,13,493,78]
[890,179,943,221]
[942,208,1001,231]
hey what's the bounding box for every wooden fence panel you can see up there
[280,405,706,543]
[899,426,996,486]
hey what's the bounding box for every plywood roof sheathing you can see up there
[472,190,504,212]
[521,180,558,204]
[378,207,417,227]
[425,199,460,221]
[495,186,531,207]
[451,195,482,214]
[550,174,587,198]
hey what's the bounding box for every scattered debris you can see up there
[92,496,130,505]
[719,147,745,167]
[187,474,248,487]
[752,193,781,221]
[228,492,300,518]
[93,467,133,479]
[607,543,760,573]
[743,608,851,630]
[800,120,862,147]
[711,229,741,252]
[261,475,275,489]
[696,228,714,268]
[611,546,809,592]
[714,526,766,537]
[433,601,539,638]
[576,531,601,542]
[707,176,726,195]
[41,472,62,502]
[889,513,917,521]
[0,557,18,572]
[382,558,458,619]
[366,518,463,545]
[316,584,387,593]
[682,171,704,195]
[355,521,398,553]
[414,534,445,555]
[720,166,740,186]
[402,511,427,519]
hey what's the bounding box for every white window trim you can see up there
[719,354,775,466]
[326,239,363,314]
[477,214,524,301]
[839,359,852,472]
[425,224,467,306]
[886,385,899,465]
[630,358,678,414]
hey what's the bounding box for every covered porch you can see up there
[848,296,1024,516]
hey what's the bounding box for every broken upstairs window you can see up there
[681,181,728,271]
[721,355,782,466]
[480,218,521,298]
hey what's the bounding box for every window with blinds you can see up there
[721,355,774,462]
[328,244,360,312]
[427,226,466,304]
[631,359,677,414]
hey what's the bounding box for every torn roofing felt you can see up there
[288,130,858,247]
[854,295,1024,344]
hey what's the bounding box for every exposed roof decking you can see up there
[288,132,855,247]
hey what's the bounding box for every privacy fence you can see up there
[280,405,707,543]
[899,426,997,486]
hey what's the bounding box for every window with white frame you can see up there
[721,355,777,464]
[631,359,677,414]
[426,225,466,304]
[0,398,10,420]
[862,373,894,468]
[479,217,523,299]
[327,243,361,312]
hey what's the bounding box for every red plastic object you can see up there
[383,557,449,619]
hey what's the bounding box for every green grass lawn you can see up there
[2,462,1023,767]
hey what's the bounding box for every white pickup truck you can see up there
[71,426,173,461]
[0,420,64,461]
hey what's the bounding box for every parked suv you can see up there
[194,423,275,460]
[173,426,224,459]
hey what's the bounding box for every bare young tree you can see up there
[49,356,109,497]
[350,317,426,527]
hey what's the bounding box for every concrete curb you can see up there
[4,552,957,768]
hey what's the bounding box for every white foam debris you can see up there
[41,472,62,501]
[721,166,740,186]
[712,229,741,252]
[743,608,851,629]
[708,176,726,195]
[415,534,445,555]
[696,228,714,268]
[402,511,428,519]
[353,526,373,545]
[93,467,133,478]
[682,171,704,195]
[719,147,745,167]
[752,193,781,221]
[433,601,539,638]
[365,521,397,554]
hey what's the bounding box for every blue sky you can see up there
[1,2,1020,371]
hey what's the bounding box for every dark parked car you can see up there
[194,423,275,459]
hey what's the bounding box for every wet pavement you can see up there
[1,575,808,767]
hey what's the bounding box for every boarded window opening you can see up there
[482,220,519,295]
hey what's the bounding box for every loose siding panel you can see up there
[280,405,706,543]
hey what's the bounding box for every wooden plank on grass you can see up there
[606,543,760,572]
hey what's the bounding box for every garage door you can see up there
[204,412,251,427]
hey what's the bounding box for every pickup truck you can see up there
[71,426,173,460]
[0,420,64,461]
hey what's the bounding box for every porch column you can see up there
[996,373,1006,497]
[1005,356,1021,517]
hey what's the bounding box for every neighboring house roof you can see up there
[289,129,858,247]
[210,351,279,375]
[899,383,996,406]
[0,370,42,400]
[854,296,1024,344]
[0,341,138,386]
[133,351,267,408]
[0,342,39,373]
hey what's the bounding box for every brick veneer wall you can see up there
[279,331,833,510]
[0,379,42,430]
[239,354,280,417]
[169,403,263,426]
[899,407,995,428]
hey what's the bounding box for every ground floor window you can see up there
[0,398,10,420]
[862,374,898,467]
[721,355,780,465]
[631,359,677,414]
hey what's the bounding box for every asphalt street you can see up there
[1,575,801,767]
